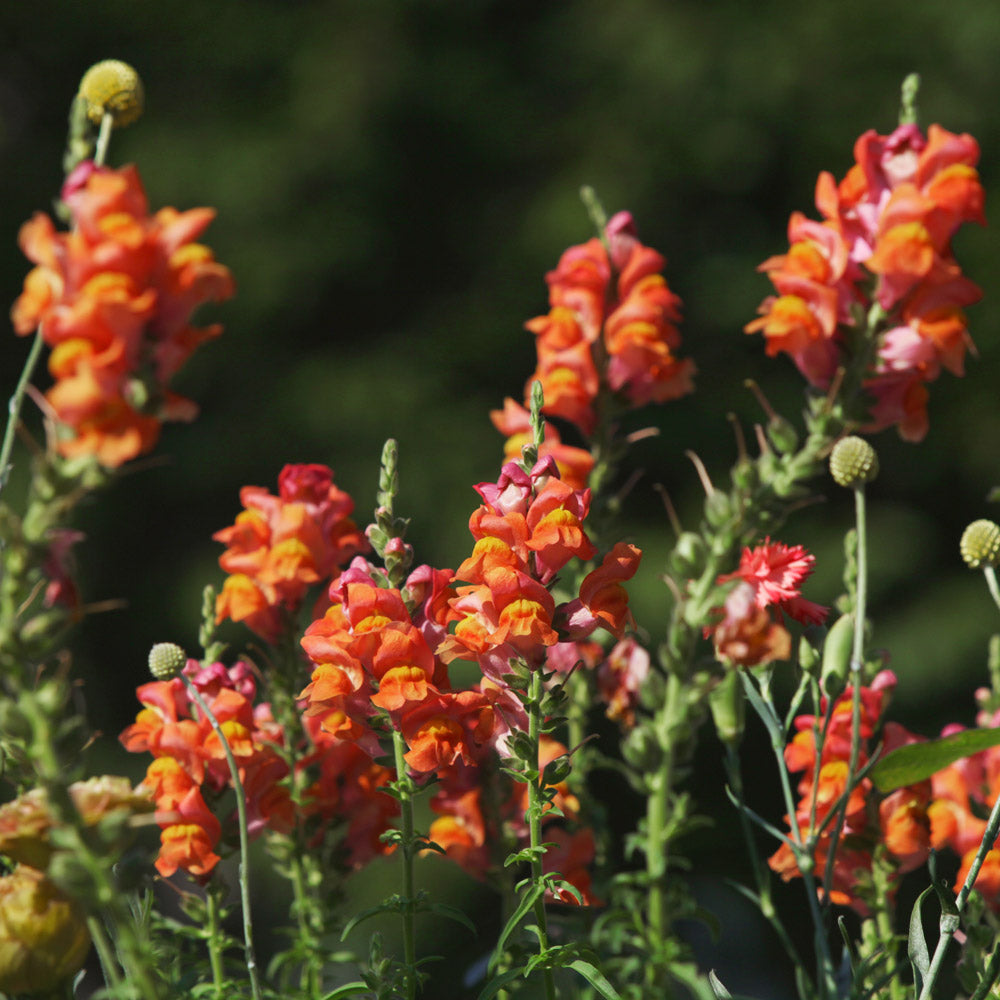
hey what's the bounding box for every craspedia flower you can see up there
[830,436,879,488]
[960,519,1000,569]
[148,642,187,680]
[78,59,144,127]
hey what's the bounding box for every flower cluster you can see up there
[427,457,641,901]
[746,123,985,440]
[214,463,368,641]
[10,163,234,466]
[928,697,1000,905]
[492,212,694,486]
[120,660,292,879]
[710,538,827,667]
[768,671,931,911]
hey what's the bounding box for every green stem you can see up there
[391,727,418,1000]
[742,673,834,998]
[526,668,557,1000]
[205,884,227,999]
[184,680,263,1000]
[644,688,674,973]
[86,913,124,997]
[919,785,1000,1000]
[984,566,1000,615]
[723,743,808,976]
[0,328,45,499]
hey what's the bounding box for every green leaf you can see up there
[568,958,622,999]
[341,900,403,940]
[908,885,934,992]
[871,728,1000,792]
[321,984,372,1000]
[425,901,477,935]
[476,967,524,1000]
[708,969,732,999]
[488,882,545,971]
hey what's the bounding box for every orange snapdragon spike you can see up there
[214,464,368,641]
[11,163,235,466]
[747,122,985,440]
[518,211,693,438]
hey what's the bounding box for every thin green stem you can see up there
[741,671,833,999]
[0,328,45,499]
[526,668,557,1000]
[391,727,418,1000]
[184,679,263,1000]
[94,112,114,167]
[86,913,124,997]
[919,787,1000,1000]
[723,743,808,976]
[205,884,227,999]
[984,566,1000,615]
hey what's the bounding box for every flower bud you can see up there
[78,59,144,127]
[821,614,855,692]
[668,531,707,578]
[829,436,878,488]
[960,519,1000,569]
[622,726,661,774]
[704,490,732,529]
[708,670,744,747]
[0,866,91,995]
[767,416,799,454]
[148,642,187,680]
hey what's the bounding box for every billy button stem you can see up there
[147,643,263,1000]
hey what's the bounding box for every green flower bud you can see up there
[148,642,187,680]
[78,59,144,127]
[708,670,745,747]
[821,614,856,692]
[767,416,799,454]
[829,436,878,488]
[704,490,732,529]
[960,519,1000,569]
[669,531,707,578]
[0,866,91,995]
[798,634,821,677]
[622,726,661,774]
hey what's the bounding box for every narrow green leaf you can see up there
[488,883,545,971]
[871,728,1000,792]
[477,967,524,1000]
[908,885,934,991]
[568,958,622,1000]
[321,984,372,1000]
[708,969,732,999]
[425,901,477,935]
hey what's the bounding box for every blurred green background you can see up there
[2,1,1000,996]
